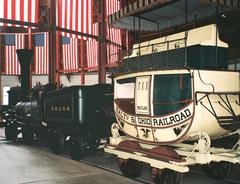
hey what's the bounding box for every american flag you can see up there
[86,23,98,71]
[4,34,25,75]
[106,0,120,14]
[0,0,39,27]
[62,36,79,72]
[57,0,92,39]
[86,0,122,71]
[33,33,49,74]
[106,0,122,66]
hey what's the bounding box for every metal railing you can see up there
[109,37,187,74]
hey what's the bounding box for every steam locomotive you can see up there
[2,49,115,160]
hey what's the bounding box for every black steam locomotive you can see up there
[2,49,115,160]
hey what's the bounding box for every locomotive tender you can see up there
[43,84,114,159]
[3,49,115,160]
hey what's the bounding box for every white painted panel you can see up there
[135,76,151,114]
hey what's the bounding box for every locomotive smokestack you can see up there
[16,49,34,100]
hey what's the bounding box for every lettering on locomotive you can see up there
[50,106,71,112]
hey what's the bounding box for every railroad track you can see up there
[0,129,239,184]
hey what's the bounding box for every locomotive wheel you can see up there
[69,137,85,160]
[5,124,18,141]
[151,168,183,184]
[49,130,65,154]
[118,158,142,178]
[202,161,232,179]
[22,126,35,145]
[35,127,47,141]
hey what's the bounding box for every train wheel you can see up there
[35,127,47,142]
[5,124,18,141]
[49,130,64,154]
[69,137,85,160]
[151,168,183,184]
[202,161,232,179]
[118,158,142,178]
[22,126,35,145]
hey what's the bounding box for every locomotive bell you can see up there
[16,49,34,100]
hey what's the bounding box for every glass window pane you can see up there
[153,74,192,116]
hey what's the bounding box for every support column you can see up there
[28,27,32,88]
[56,31,60,88]
[98,0,107,84]
[48,0,57,84]
[0,33,2,104]
[184,0,188,66]
[80,39,85,84]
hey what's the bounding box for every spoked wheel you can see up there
[22,126,35,145]
[69,137,86,160]
[151,168,183,184]
[202,161,232,179]
[118,158,143,178]
[49,129,65,154]
[5,124,18,141]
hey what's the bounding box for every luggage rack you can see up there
[109,38,186,75]
[195,91,240,130]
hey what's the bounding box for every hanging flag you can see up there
[57,0,92,39]
[106,0,120,15]
[33,33,49,74]
[86,23,98,71]
[62,36,79,72]
[0,0,39,27]
[106,0,122,66]
[4,33,25,75]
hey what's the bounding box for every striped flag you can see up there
[62,36,79,72]
[4,34,25,75]
[33,33,49,74]
[0,0,39,27]
[106,0,122,66]
[86,23,98,71]
[106,0,120,14]
[57,0,92,39]
[86,0,122,70]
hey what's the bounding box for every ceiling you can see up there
[110,0,239,31]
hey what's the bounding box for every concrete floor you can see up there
[0,139,142,184]
[0,127,239,184]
